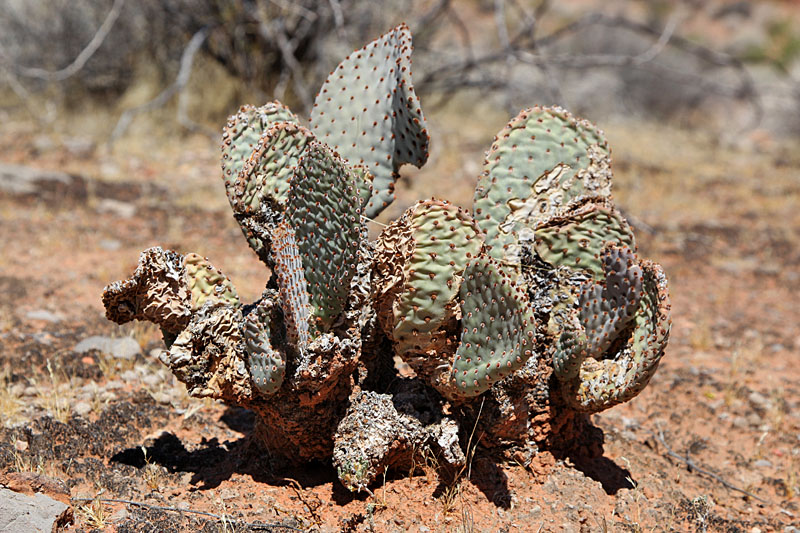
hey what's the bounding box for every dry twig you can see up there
[70,497,304,531]
[651,426,770,504]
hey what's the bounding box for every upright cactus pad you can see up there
[221,103,302,263]
[309,24,430,219]
[473,106,612,264]
[284,142,363,331]
[534,198,635,279]
[183,253,240,310]
[221,102,299,196]
[577,245,642,355]
[234,121,315,214]
[373,200,484,359]
[272,220,312,350]
[567,260,671,412]
[448,255,537,399]
[553,244,643,381]
[244,303,285,396]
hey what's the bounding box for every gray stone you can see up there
[62,137,96,159]
[99,239,122,251]
[74,336,140,360]
[26,310,63,324]
[0,163,86,203]
[73,401,92,417]
[95,198,136,218]
[0,487,70,532]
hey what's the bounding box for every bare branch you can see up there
[9,0,126,82]
[71,497,304,531]
[110,29,208,143]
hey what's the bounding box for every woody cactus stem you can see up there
[102,25,671,493]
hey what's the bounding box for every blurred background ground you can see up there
[0,0,799,531]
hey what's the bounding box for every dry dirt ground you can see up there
[0,107,798,532]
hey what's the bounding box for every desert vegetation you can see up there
[0,1,798,532]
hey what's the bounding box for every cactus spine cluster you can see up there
[102,24,671,492]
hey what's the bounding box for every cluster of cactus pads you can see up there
[102,24,671,492]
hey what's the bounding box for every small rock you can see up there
[0,487,71,532]
[32,135,55,154]
[74,336,140,360]
[62,136,95,159]
[120,370,138,382]
[748,391,770,409]
[99,239,122,251]
[26,310,63,323]
[0,163,87,203]
[73,402,92,417]
[753,459,772,468]
[142,374,162,388]
[96,198,136,218]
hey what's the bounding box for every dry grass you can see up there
[0,367,22,427]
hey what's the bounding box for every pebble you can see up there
[74,336,140,360]
[73,401,92,417]
[142,374,162,388]
[26,310,63,323]
[99,239,122,251]
[95,198,136,219]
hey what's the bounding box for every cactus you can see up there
[533,198,635,280]
[101,25,671,494]
[560,260,671,412]
[309,23,430,219]
[474,106,612,265]
[448,255,538,398]
[184,253,240,310]
[283,142,362,333]
[244,301,285,396]
[373,199,484,360]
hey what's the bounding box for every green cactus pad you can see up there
[351,165,375,213]
[272,220,312,350]
[183,253,240,310]
[473,106,612,264]
[243,304,285,396]
[577,244,642,354]
[379,200,484,357]
[220,102,299,195]
[569,260,671,412]
[309,24,430,220]
[449,255,537,398]
[534,198,635,279]
[284,142,363,331]
[234,121,315,214]
[553,244,643,381]
[102,247,191,336]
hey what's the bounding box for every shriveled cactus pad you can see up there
[102,25,671,494]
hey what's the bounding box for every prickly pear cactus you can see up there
[373,200,484,360]
[474,106,612,265]
[448,255,537,398]
[309,23,430,219]
[101,25,671,495]
[283,142,363,333]
[184,253,240,310]
[244,302,285,396]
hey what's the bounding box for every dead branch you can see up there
[110,29,208,143]
[651,426,770,504]
[71,497,304,531]
[8,0,126,83]
[415,9,762,129]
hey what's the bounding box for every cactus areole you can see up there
[102,24,671,492]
